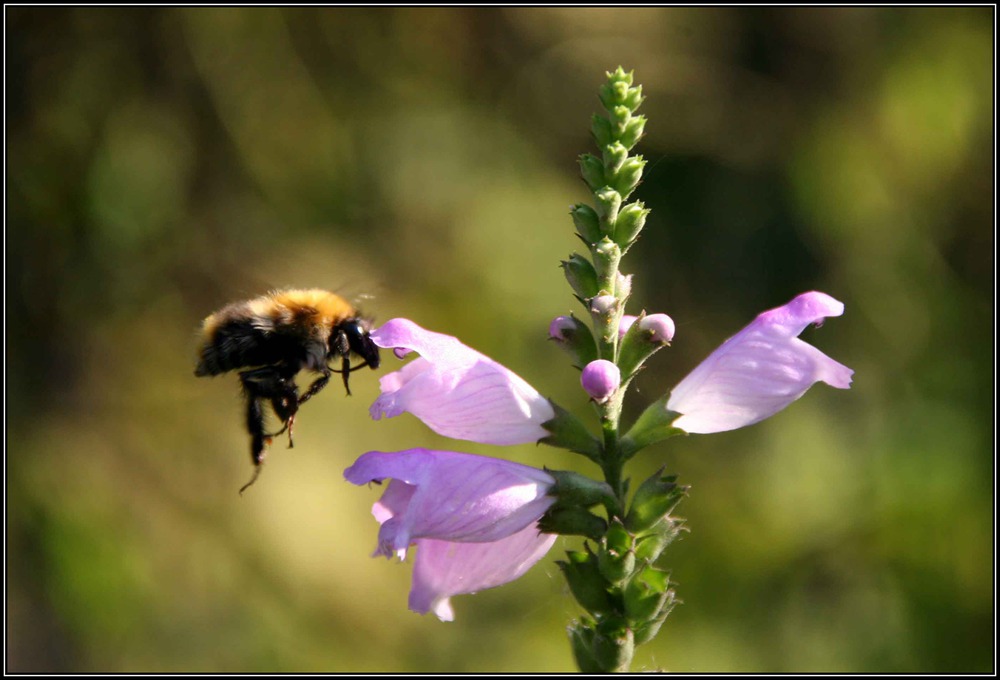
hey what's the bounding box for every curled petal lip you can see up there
[369,318,555,445]
[345,449,556,558]
[408,524,558,622]
[667,291,853,434]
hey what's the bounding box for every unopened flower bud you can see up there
[592,238,621,280]
[620,115,646,150]
[616,273,632,299]
[618,315,637,338]
[579,154,606,192]
[548,315,598,368]
[638,313,675,344]
[581,360,620,404]
[589,294,618,316]
[591,114,613,148]
[624,84,644,112]
[603,142,628,176]
[613,156,645,198]
[610,104,631,131]
[614,201,649,249]
[594,187,622,226]
[561,254,599,299]
[571,203,602,244]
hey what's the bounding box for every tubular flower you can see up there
[369,318,555,445]
[408,524,558,621]
[344,449,557,620]
[667,291,854,434]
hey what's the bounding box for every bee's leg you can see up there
[238,390,267,495]
[269,381,299,449]
[299,365,333,403]
[239,366,299,441]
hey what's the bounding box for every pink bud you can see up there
[639,314,675,344]
[581,359,621,404]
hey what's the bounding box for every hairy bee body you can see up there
[195,289,380,492]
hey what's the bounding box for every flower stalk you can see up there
[345,65,852,673]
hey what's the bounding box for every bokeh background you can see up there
[6,7,994,673]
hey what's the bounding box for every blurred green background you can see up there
[6,7,993,673]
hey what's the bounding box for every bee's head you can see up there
[340,318,381,370]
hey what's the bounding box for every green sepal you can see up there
[539,505,607,541]
[625,468,688,533]
[557,548,615,615]
[548,313,597,368]
[623,565,671,624]
[539,401,602,461]
[620,395,684,459]
[617,310,669,380]
[547,469,616,508]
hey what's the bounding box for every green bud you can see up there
[633,599,676,646]
[570,204,602,244]
[579,153,605,192]
[620,115,646,150]
[605,518,633,554]
[561,254,599,299]
[558,549,615,615]
[626,469,688,533]
[569,621,602,674]
[539,505,607,541]
[594,187,622,227]
[593,617,634,673]
[591,237,622,281]
[591,114,614,148]
[624,84,644,112]
[624,566,671,624]
[598,83,616,113]
[620,395,684,459]
[603,142,628,176]
[607,65,633,86]
[612,156,645,198]
[633,518,686,563]
[610,104,631,133]
[613,201,649,249]
[598,521,636,586]
[539,401,602,461]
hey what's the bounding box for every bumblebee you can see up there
[195,289,380,493]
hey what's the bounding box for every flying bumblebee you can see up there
[195,289,381,493]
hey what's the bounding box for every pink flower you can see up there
[666,292,853,434]
[408,524,557,621]
[345,449,557,620]
[369,319,555,445]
